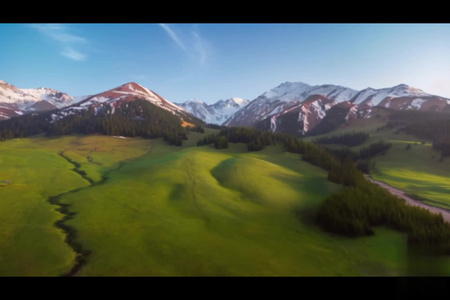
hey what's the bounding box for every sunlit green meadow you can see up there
[372,138,450,210]
[1,133,449,276]
[0,135,151,276]
[60,140,431,276]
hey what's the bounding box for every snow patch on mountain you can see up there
[345,105,359,121]
[409,98,426,110]
[73,82,186,116]
[225,82,358,127]
[261,82,358,104]
[351,84,430,107]
[42,81,195,127]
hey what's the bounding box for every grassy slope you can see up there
[308,113,450,210]
[0,134,151,276]
[59,139,427,276]
[0,137,86,276]
[373,139,450,210]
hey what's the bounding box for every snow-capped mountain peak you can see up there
[185,99,206,105]
[262,81,312,102]
[225,81,450,135]
[230,97,247,106]
[47,82,196,126]
[177,97,250,125]
[224,82,358,127]
[350,84,438,107]
[0,80,75,120]
[70,82,186,115]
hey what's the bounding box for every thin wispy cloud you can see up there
[159,24,212,66]
[31,24,88,61]
[159,23,186,51]
[61,47,86,61]
[191,30,210,66]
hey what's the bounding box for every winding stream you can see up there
[48,151,128,276]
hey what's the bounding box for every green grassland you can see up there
[58,139,449,276]
[310,113,450,211]
[1,132,449,276]
[372,138,450,210]
[0,135,152,276]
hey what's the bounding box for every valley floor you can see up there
[1,133,450,276]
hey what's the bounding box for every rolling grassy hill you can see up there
[1,131,449,276]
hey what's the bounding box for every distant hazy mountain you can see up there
[0,80,74,120]
[176,97,249,125]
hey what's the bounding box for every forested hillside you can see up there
[0,99,204,146]
[388,110,450,157]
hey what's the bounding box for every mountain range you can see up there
[225,81,450,136]
[1,80,449,137]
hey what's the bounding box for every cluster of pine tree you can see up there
[0,111,53,141]
[197,127,277,151]
[388,110,450,157]
[316,172,450,246]
[314,131,369,146]
[197,134,228,149]
[298,137,450,246]
[358,139,392,159]
[48,100,190,145]
[403,120,450,157]
[219,126,276,149]
[323,140,391,174]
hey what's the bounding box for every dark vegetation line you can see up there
[59,151,95,185]
[48,152,96,277]
[48,148,150,276]
[325,139,392,174]
[314,131,369,147]
[48,193,90,277]
[386,110,450,158]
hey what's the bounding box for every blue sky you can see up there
[2,23,450,104]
